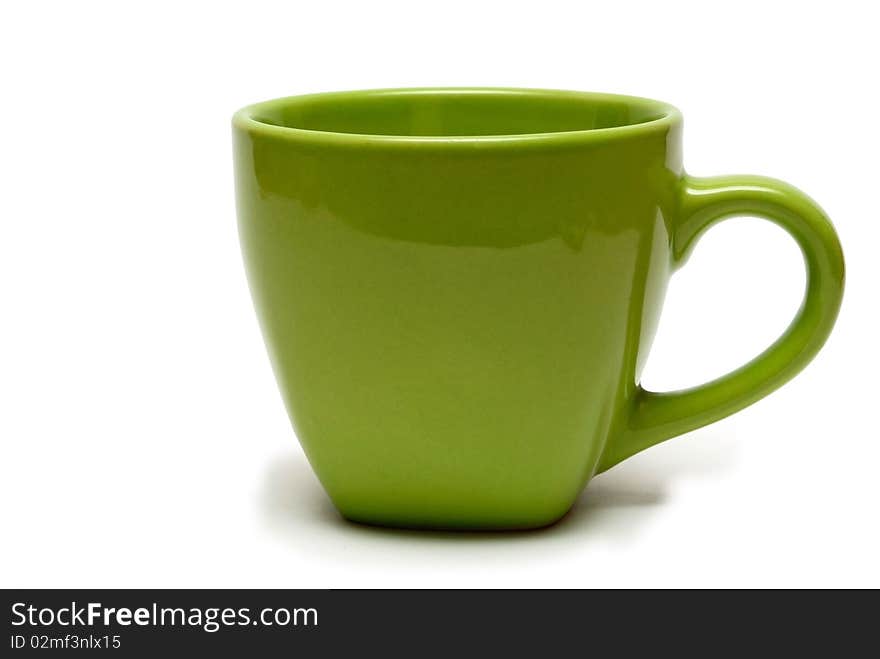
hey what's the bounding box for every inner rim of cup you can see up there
[236,88,679,142]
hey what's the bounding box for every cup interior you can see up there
[246,89,673,138]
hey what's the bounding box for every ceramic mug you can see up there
[233,88,844,530]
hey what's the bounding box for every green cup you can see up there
[233,88,844,530]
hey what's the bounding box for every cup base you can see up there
[337,506,573,532]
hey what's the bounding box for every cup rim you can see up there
[232,87,681,148]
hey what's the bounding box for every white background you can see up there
[2,0,877,588]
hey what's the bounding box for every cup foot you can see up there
[337,506,572,532]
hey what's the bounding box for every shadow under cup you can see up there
[232,88,842,530]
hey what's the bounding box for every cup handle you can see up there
[597,175,845,473]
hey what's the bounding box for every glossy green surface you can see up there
[233,89,844,529]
